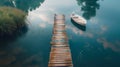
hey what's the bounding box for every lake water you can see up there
[0,0,120,67]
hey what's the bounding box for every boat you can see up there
[71,19,86,31]
[71,13,87,26]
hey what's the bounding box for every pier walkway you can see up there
[48,14,73,67]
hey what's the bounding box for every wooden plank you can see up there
[48,64,73,67]
[52,44,69,48]
[53,31,66,33]
[49,61,72,64]
[51,42,68,45]
[49,60,72,62]
[51,47,70,49]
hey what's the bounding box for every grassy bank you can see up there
[0,6,27,36]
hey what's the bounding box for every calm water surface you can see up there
[0,0,120,67]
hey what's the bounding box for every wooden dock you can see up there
[48,14,73,67]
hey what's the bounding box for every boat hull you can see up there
[71,14,86,26]
[71,19,86,31]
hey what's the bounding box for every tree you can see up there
[76,0,100,20]
[0,0,45,12]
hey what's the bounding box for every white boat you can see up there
[71,13,87,26]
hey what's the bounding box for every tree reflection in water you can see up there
[76,0,100,20]
[15,0,44,12]
[0,0,45,12]
[0,25,28,45]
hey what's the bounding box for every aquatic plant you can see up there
[0,6,27,36]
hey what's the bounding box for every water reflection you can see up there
[0,0,14,7]
[0,0,120,67]
[0,0,45,12]
[66,25,93,38]
[97,38,120,52]
[0,25,28,45]
[71,19,86,31]
[76,0,100,20]
[0,46,45,67]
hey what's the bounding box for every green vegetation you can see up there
[15,0,44,12]
[0,0,45,36]
[0,6,27,36]
[76,0,100,20]
[0,0,45,12]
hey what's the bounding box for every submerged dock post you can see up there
[48,14,73,67]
